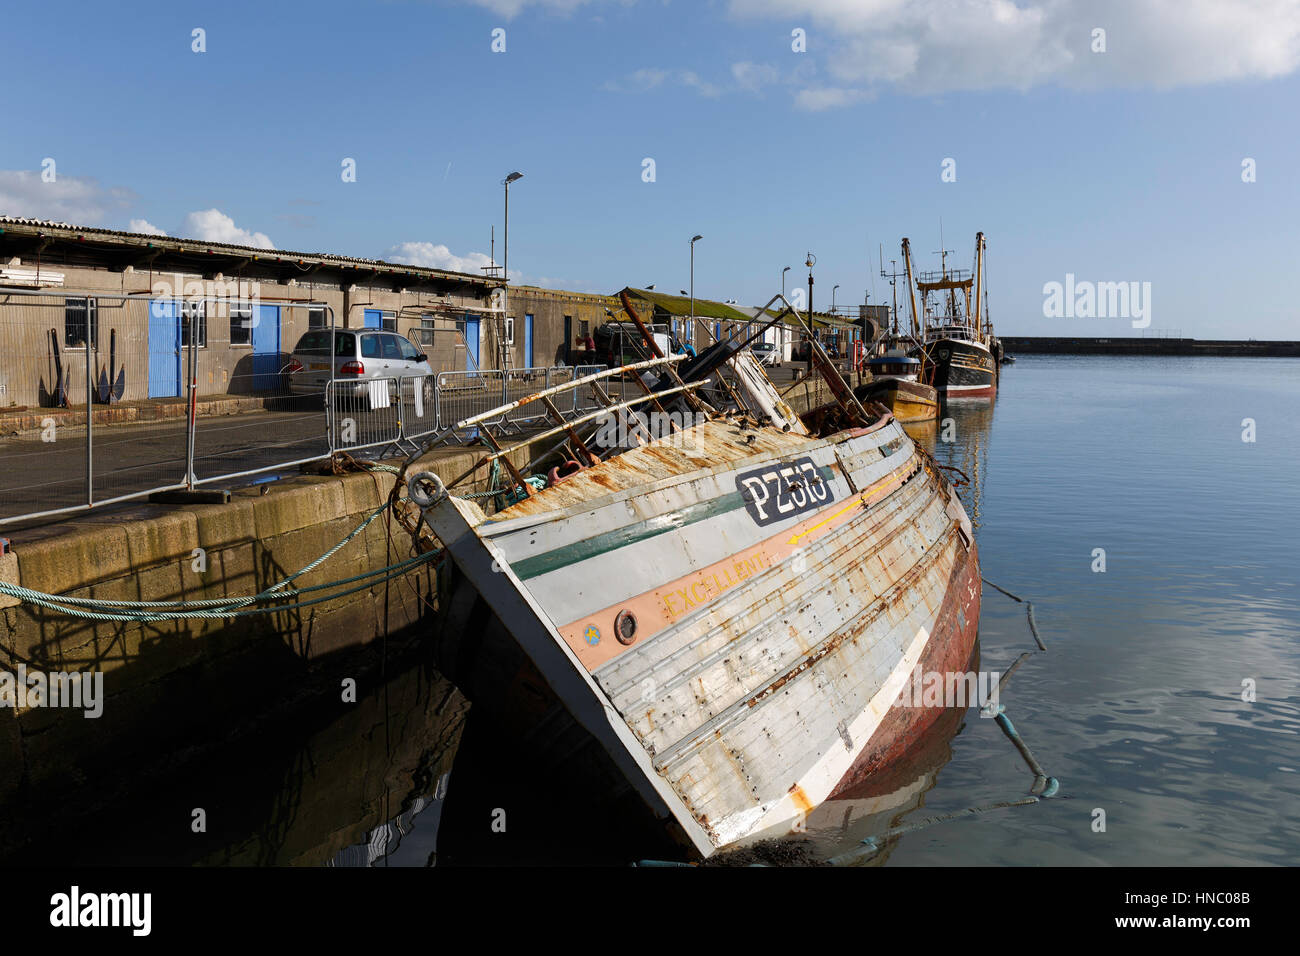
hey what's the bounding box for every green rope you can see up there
[0,497,444,623]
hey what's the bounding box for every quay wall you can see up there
[0,446,519,818]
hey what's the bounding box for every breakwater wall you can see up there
[999,337,1300,357]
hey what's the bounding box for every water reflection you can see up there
[0,641,467,867]
[328,773,451,867]
[805,702,971,864]
[913,397,996,532]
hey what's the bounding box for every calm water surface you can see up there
[10,355,1296,866]
[888,355,1300,866]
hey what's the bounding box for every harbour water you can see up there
[8,355,1297,866]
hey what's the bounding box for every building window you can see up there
[412,313,436,347]
[65,297,98,350]
[308,306,328,329]
[381,310,396,331]
[505,315,515,345]
[181,300,207,348]
[579,319,590,339]
[230,302,253,346]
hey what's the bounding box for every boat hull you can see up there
[421,416,980,857]
[856,378,939,423]
[918,337,997,398]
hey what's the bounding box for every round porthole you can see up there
[615,609,638,645]
[938,349,949,359]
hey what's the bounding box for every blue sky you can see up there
[2,0,1298,337]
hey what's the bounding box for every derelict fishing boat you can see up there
[404,293,980,859]
[902,232,998,399]
[857,350,938,423]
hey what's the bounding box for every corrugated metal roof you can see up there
[0,215,499,286]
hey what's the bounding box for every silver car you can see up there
[750,340,781,367]
[287,328,434,405]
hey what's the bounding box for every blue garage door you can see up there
[252,304,281,391]
[524,313,534,368]
[148,300,181,398]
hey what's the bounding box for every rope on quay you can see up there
[0,494,446,623]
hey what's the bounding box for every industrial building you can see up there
[0,217,502,409]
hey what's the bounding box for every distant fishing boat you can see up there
[857,350,938,423]
[407,292,981,859]
[902,232,998,399]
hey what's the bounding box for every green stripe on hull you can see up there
[507,464,837,581]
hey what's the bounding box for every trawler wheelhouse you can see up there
[901,232,999,398]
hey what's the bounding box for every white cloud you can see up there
[385,241,499,277]
[181,209,275,249]
[129,218,167,236]
[0,169,133,224]
[464,0,602,19]
[794,86,870,111]
[731,61,784,91]
[728,0,1300,98]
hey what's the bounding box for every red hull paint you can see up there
[828,537,982,797]
[938,383,996,399]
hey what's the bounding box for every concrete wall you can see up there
[0,444,522,811]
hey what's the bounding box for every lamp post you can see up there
[832,283,840,313]
[690,234,702,343]
[805,252,816,355]
[782,265,791,297]
[502,171,522,366]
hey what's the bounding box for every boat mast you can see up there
[901,238,922,340]
[973,231,985,344]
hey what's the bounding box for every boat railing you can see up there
[452,353,687,431]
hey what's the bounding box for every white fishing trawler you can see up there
[404,292,981,858]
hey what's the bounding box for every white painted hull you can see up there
[422,416,980,857]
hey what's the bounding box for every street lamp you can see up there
[782,265,791,297]
[690,235,703,340]
[832,284,840,313]
[501,171,523,365]
[805,252,816,348]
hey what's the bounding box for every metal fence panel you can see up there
[434,370,504,442]
[398,373,438,442]
[190,301,332,486]
[0,293,189,524]
[327,376,405,457]
[501,368,552,431]
[572,364,610,413]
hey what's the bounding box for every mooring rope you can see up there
[983,576,1047,651]
[0,491,445,623]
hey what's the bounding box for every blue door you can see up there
[148,300,180,398]
[464,317,480,370]
[363,309,383,329]
[252,304,281,391]
[524,314,534,368]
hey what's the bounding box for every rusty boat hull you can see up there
[856,378,939,423]
[420,414,980,858]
